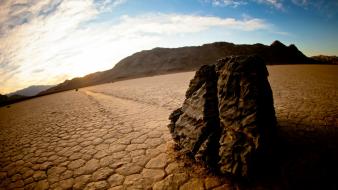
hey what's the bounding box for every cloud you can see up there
[95,0,127,12]
[209,0,247,7]
[111,0,127,7]
[0,0,271,94]
[32,68,45,73]
[205,0,284,10]
[0,0,127,35]
[118,13,268,34]
[0,1,57,35]
[39,0,63,16]
[255,0,284,10]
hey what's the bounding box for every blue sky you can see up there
[0,0,337,94]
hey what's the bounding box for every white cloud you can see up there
[255,0,284,10]
[0,0,271,94]
[112,0,127,7]
[206,0,284,10]
[209,0,246,7]
[95,0,127,12]
[118,13,268,34]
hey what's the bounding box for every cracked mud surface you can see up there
[1,65,337,190]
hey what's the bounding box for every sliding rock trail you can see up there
[0,65,338,190]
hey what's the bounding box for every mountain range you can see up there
[0,85,54,106]
[40,40,316,95]
[8,85,54,97]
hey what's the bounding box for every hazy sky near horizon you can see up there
[0,0,337,94]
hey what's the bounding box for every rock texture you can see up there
[168,65,220,165]
[216,56,277,176]
[168,55,277,177]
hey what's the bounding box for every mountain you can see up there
[40,40,312,95]
[9,85,55,97]
[1,85,53,106]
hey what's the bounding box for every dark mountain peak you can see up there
[271,40,286,47]
[288,44,298,50]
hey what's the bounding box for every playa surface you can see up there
[0,65,337,190]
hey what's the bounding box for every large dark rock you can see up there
[168,65,220,165]
[216,56,277,176]
[168,55,276,177]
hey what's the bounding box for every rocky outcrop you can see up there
[168,55,276,177]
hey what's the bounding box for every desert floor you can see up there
[0,65,337,190]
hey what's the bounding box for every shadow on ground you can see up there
[242,119,338,190]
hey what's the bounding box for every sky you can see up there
[0,0,337,94]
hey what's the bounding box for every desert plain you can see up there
[0,64,337,190]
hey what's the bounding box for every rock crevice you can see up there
[168,55,276,177]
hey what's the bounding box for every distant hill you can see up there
[311,55,338,65]
[9,85,55,97]
[0,85,54,106]
[40,40,314,95]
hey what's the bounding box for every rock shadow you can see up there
[243,119,338,190]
